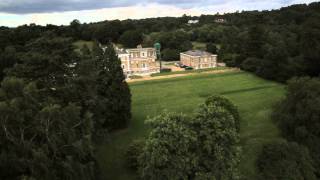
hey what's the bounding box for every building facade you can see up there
[180,50,217,69]
[117,45,160,77]
[188,20,199,24]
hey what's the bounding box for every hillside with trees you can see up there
[0,1,320,180]
[1,2,320,82]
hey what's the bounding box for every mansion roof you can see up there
[116,46,155,55]
[181,50,215,57]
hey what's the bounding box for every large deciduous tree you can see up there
[0,36,101,180]
[273,77,320,176]
[139,95,240,180]
[139,112,197,180]
[0,77,97,180]
[192,96,240,179]
[257,141,316,180]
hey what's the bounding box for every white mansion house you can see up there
[116,45,160,77]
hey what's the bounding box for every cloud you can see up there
[0,4,203,27]
[0,0,135,14]
[0,0,317,27]
[0,0,316,14]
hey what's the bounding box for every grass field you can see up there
[73,40,94,51]
[192,41,207,50]
[97,71,285,180]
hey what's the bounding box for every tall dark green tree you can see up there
[206,43,218,54]
[245,24,265,59]
[0,46,18,82]
[300,17,320,77]
[69,19,82,40]
[96,43,131,130]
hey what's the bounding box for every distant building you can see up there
[214,18,226,23]
[180,50,217,69]
[188,20,199,24]
[116,45,160,77]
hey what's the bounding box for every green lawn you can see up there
[97,71,285,180]
[192,41,207,50]
[73,40,94,51]
[192,41,221,51]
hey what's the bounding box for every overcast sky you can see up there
[0,0,317,27]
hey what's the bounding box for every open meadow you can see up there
[97,71,285,180]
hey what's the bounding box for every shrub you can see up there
[130,75,143,79]
[125,139,145,170]
[160,68,172,73]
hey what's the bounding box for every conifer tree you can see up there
[96,43,131,130]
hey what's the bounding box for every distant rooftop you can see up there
[181,50,215,56]
[188,20,199,24]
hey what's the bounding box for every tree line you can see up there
[1,1,320,179]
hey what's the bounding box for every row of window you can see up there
[129,51,155,58]
[122,63,149,69]
[181,56,215,63]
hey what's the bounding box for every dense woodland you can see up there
[0,36,131,179]
[0,1,320,180]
